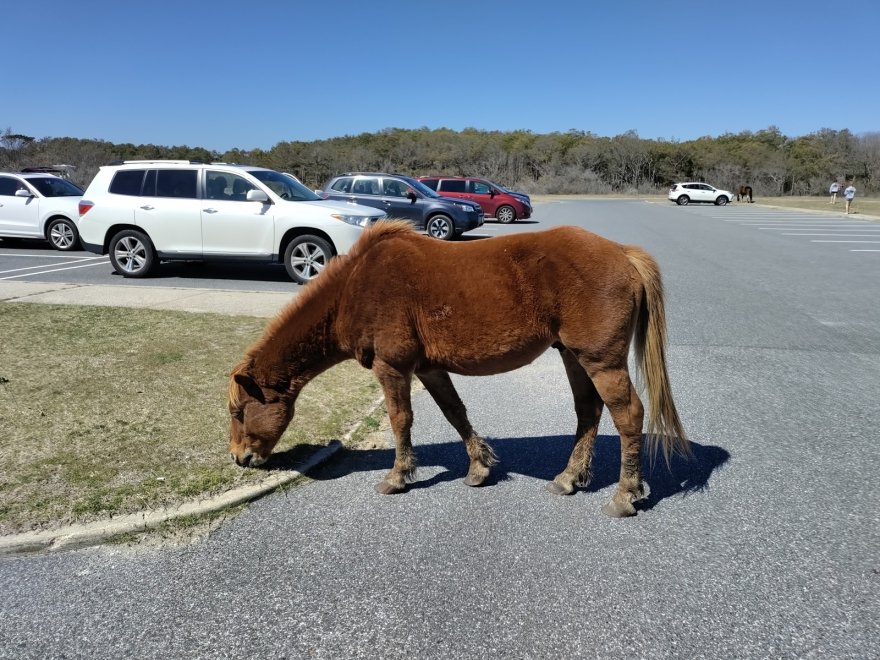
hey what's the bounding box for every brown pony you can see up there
[737,185,753,202]
[228,221,688,517]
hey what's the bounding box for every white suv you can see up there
[78,161,386,284]
[668,182,734,206]
[0,172,84,250]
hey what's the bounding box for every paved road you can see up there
[1,201,878,658]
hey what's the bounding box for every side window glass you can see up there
[109,170,146,196]
[353,178,379,195]
[420,179,439,191]
[472,181,491,194]
[156,170,197,198]
[440,180,466,193]
[228,174,256,201]
[331,177,353,193]
[383,179,406,197]
[206,171,230,200]
[0,177,18,196]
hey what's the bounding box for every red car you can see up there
[418,176,531,224]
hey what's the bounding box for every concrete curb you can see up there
[0,440,344,556]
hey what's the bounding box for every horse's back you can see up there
[336,224,642,373]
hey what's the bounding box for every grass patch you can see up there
[0,303,380,534]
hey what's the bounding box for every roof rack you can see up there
[106,159,205,166]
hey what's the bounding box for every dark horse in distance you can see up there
[737,185,754,202]
[228,221,689,517]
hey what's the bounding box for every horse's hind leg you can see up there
[583,361,647,518]
[547,348,604,496]
[373,360,416,494]
[417,369,497,487]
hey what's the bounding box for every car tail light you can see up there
[78,200,94,217]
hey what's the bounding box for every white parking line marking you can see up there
[810,240,880,244]
[850,249,880,252]
[0,256,107,275]
[0,261,110,280]
[0,253,102,259]
[780,233,880,237]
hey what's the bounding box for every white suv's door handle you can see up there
[139,205,154,210]
[203,208,218,214]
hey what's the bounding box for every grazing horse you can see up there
[228,221,689,517]
[737,185,753,202]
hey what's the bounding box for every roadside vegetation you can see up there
[0,304,381,535]
[2,125,877,199]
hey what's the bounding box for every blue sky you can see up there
[6,0,878,152]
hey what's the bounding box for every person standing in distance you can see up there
[829,180,840,204]
[843,182,856,214]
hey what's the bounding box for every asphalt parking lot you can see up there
[0,200,877,659]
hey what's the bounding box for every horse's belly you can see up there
[429,338,552,377]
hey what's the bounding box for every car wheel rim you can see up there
[498,207,514,223]
[429,219,449,238]
[115,236,147,273]
[290,243,327,280]
[50,223,74,248]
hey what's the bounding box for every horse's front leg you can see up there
[417,369,497,487]
[373,359,416,494]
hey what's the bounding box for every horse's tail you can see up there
[623,245,690,464]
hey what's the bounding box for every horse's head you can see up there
[228,362,293,467]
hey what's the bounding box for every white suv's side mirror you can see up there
[246,189,269,203]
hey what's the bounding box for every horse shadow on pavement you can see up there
[266,434,730,511]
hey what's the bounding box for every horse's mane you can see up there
[233,220,415,382]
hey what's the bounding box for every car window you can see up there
[250,169,320,201]
[0,176,24,196]
[330,177,354,193]
[27,177,84,197]
[155,169,198,199]
[382,179,408,197]
[228,174,256,201]
[439,179,466,193]
[206,171,231,200]
[420,179,439,191]
[472,181,491,194]
[352,178,380,195]
[109,170,147,196]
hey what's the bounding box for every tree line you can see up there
[2,125,876,197]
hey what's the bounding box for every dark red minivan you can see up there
[418,176,531,224]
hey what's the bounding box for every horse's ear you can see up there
[234,373,266,403]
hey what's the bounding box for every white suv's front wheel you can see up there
[109,229,156,278]
[284,235,333,285]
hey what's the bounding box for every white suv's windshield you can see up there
[249,169,321,201]
[28,177,84,197]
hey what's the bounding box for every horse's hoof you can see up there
[545,481,575,496]
[601,499,637,518]
[374,480,405,495]
[463,473,488,487]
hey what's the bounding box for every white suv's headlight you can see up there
[331,214,373,227]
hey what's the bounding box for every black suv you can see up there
[319,172,484,240]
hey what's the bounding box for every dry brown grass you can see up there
[0,303,380,534]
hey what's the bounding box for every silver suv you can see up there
[0,171,84,250]
[78,160,386,284]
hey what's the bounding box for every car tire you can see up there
[284,235,333,284]
[109,229,156,278]
[496,205,517,224]
[47,217,80,251]
[426,214,455,240]
[676,195,690,206]
[715,196,729,206]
